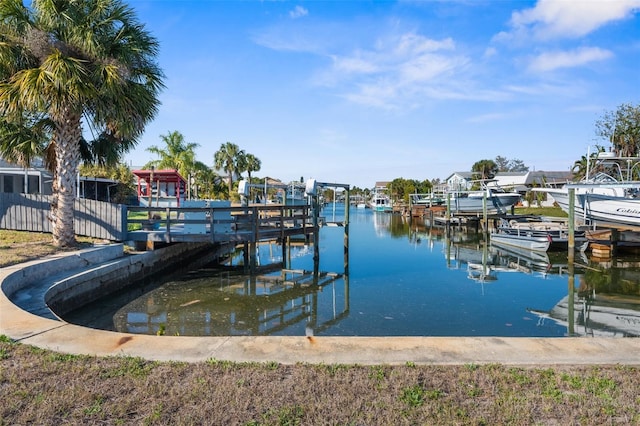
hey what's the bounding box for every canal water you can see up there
[64,204,640,338]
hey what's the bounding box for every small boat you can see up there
[491,227,552,252]
[369,190,392,212]
[491,218,585,252]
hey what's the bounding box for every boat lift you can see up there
[238,178,351,274]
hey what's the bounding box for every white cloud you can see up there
[507,0,640,40]
[289,6,308,19]
[322,32,473,108]
[528,47,613,72]
[331,53,380,74]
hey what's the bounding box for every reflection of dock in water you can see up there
[256,269,343,289]
[113,263,349,337]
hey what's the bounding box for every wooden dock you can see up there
[126,204,315,250]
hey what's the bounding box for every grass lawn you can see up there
[514,205,567,217]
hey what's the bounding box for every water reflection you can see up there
[112,265,349,336]
[530,256,640,337]
[407,214,640,337]
[63,205,640,337]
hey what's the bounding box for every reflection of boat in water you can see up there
[529,294,640,337]
[372,210,393,236]
[445,236,575,281]
[490,244,556,277]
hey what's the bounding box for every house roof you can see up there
[445,172,474,181]
[132,169,186,184]
[445,170,574,189]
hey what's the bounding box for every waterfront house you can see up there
[0,158,122,201]
[445,172,475,191]
[488,170,573,193]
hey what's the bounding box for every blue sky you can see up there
[125,0,640,189]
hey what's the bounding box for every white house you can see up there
[444,172,475,191]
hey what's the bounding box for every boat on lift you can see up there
[533,150,640,228]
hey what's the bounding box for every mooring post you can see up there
[568,187,575,252]
[446,193,451,235]
[567,248,575,336]
[312,195,320,272]
[249,206,258,273]
[567,187,576,335]
[344,188,350,272]
[282,237,288,269]
[243,242,249,271]
[482,190,488,233]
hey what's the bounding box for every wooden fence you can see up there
[0,193,126,241]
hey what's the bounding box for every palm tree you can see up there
[243,153,261,200]
[0,113,52,168]
[243,153,262,183]
[0,0,164,247]
[146,131,199,179]
[214,142,245,198]
[571,146,604,181]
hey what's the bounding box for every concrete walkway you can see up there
[2,246,640,365]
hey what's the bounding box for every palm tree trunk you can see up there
[51,111,82,247]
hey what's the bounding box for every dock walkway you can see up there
[126,204,315,249]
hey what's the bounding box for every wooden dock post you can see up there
[344,188,350,272]
[568,187,575,252]
[446,193,452,235]
[312,194,320,272]
[482,190,488,233]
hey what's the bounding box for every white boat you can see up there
[369,191,392,212]
[534,151,640,228]
[491,228,552,252]
[278,182,308,206]
[447,187,521,214]
[493,217,586,251]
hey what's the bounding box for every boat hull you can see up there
[491,232,551,252]
[449,193,521,214]
[544,188,640,228]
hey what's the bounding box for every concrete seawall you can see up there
[2,244,640,365]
